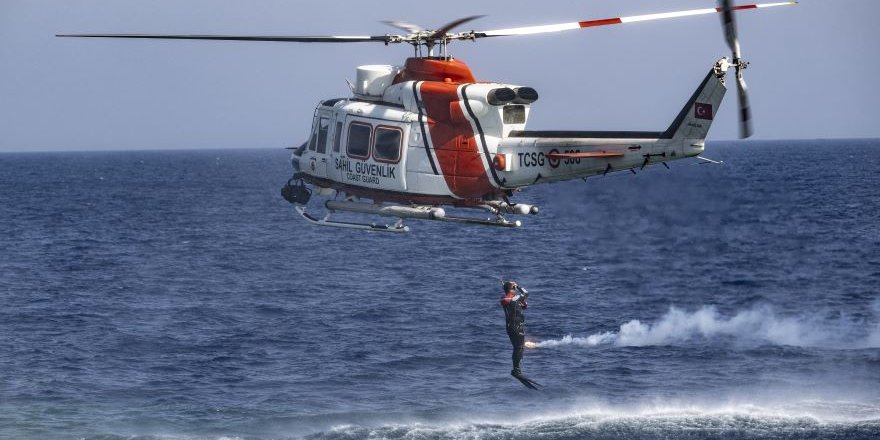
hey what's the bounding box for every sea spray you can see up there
[532,305,880,349]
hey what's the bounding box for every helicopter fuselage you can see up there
[294,56,727,209]
[295,57,527,207]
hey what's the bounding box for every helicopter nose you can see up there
[291,152,302,172]
[289,142,307,171]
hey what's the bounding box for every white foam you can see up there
[532,305,880,349]
[304,399,880,440]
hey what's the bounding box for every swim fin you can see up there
[511,371,542,390]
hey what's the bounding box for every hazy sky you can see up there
[1,0,878,152]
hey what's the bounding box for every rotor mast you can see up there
[381,15,484,59]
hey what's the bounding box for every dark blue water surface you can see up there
[1,140,879,440]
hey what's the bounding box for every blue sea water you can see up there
[1,139,879,440]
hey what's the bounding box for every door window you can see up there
[332,121,343,153]
[347,122,372,159]
[373,126,403,163]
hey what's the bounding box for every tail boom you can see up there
[494,58,728,186]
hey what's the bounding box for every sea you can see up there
[1,139,878,440]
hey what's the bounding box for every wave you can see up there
[307,419,879,440]
[528,305,880,349]
[55,397,880,440]
[71,417,880,440]
[303,400,880,440]
[71,402,880,440]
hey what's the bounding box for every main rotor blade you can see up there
[381,20,424,34]
[429,15,485,39]
[475,2,796,38]
[719,0,742,59]
[56,34,395,43]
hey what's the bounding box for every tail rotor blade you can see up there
[719,0,755,138]
[736,70,754,138]
[719,0,743,60]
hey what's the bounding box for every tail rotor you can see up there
[719,0,755,138]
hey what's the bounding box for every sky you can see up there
[1,0,878,152]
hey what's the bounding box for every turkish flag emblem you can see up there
[695,102,713,120]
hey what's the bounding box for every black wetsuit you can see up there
[501,292,528,375]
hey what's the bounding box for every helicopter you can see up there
[58,1,796,232]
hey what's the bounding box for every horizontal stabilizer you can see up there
[545,152,625,159]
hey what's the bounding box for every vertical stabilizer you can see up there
[662,59,729,141]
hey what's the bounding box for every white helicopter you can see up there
[59,1,796,232]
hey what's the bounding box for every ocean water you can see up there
[0,139,878,440]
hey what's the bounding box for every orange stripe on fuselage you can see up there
[419,81,495,200]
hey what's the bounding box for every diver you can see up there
[500,280,541,390]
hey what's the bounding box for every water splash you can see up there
[532,305,880,349]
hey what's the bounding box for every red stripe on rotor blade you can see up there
[715,5,759,12]
[579,4,759,29]
[578,18,623,28]
[546,152,625,159]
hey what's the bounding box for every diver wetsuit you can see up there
[501,286,540,389]
[501,290,527,375]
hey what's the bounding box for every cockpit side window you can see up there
[307,119,318,151]
[316,117,330,154]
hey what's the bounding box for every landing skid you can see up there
[436,215,521,228]
[294,204,522,232]
[295,206,410,233]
